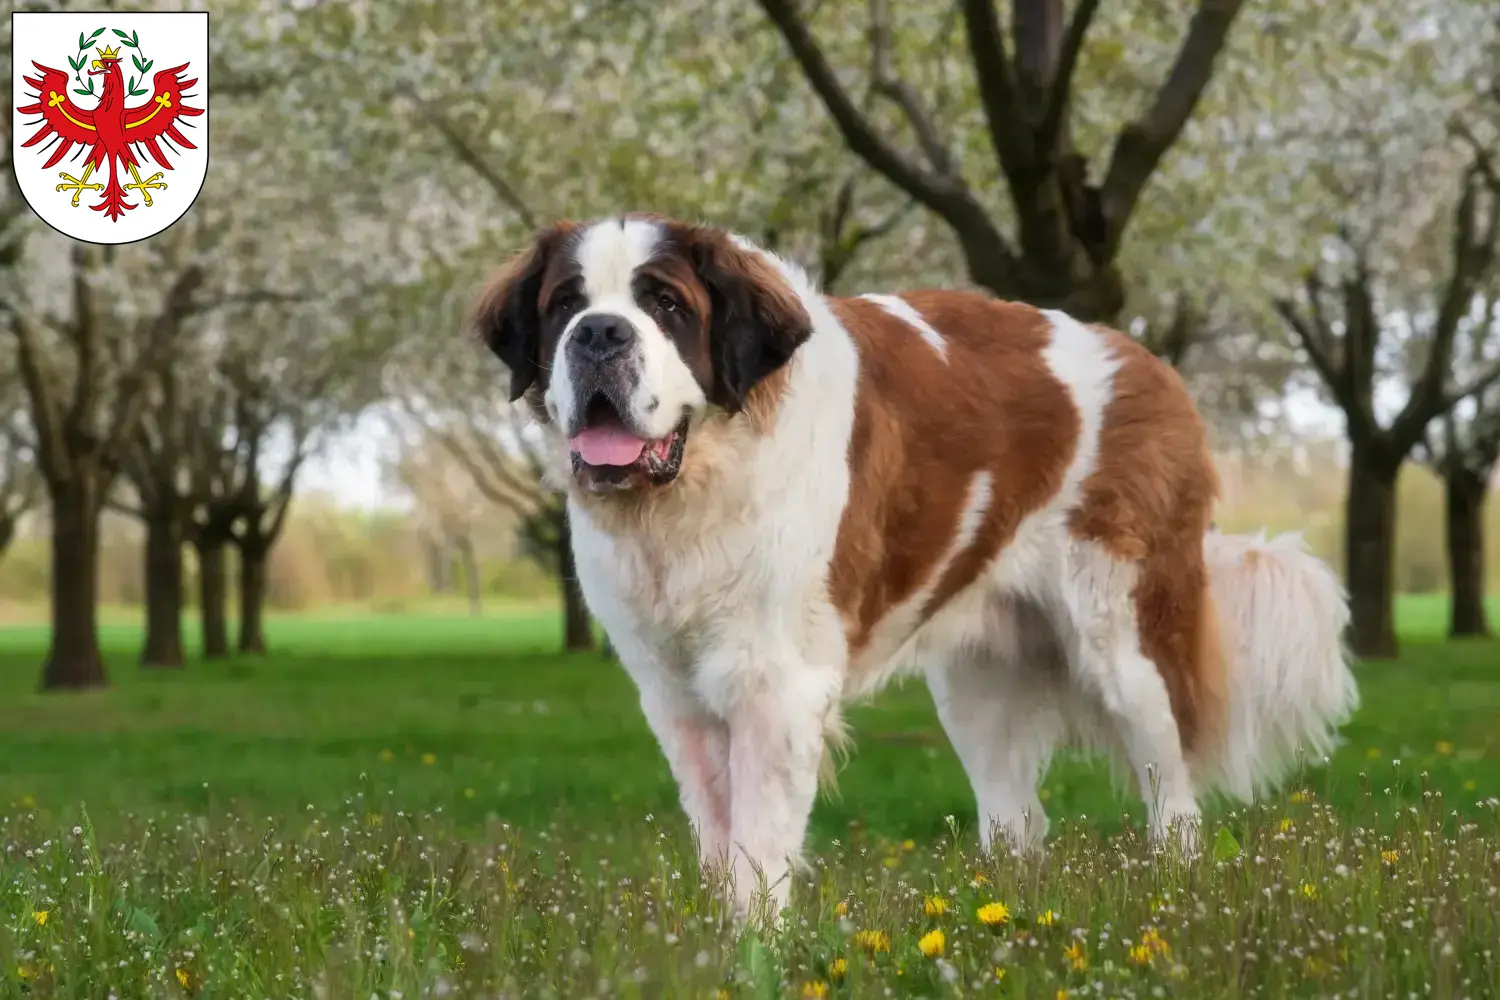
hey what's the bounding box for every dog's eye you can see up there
[553,293,581,315]
[656,293,679,314]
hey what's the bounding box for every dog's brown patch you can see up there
[825,292,1081,661]
[1067,329,1226,754]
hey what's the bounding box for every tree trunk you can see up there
[427,539,452,594]
[1444,466,1491,639]
[557,512,594,652]
[141,507,185,668]
[238,541,268,654]
[0,515,15,559]
[1344,449,1400,659]
[40,483,108,691]
[196,537,230,659]
[456,534,482,617]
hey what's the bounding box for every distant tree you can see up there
[5,238,209,690]
[202,301,385,656]
[391,373,594,650]
[1420,288,1500,639]
[115,358,201,669]
[1274,151,1500,657]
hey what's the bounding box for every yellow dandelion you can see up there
[463,787,475,799]
[1381,849,1400,865]
[834,900,848,917]
[378,748,395,763]
[1128,944,1153,966]
[977,901,1010,928]
[1056,991,1070,1000]
[16,962,36,981]
[1036,909,1058,926]
[408,927,416,940]
[31,910,48,927]
[1063,941,1088,971]
[800,980,829,999]
[918,928,945,958]
[901,838,916,851]
[994,965,1007,981]
[882,855,900,869]
[715,991,731,1000]
[971,870,990,885]
[924,895,948,917]
[1289,790,1308,804]
[1278,818,1293,832]
[828,957,848,981]
[1300,882,1318,899]
[1436,741,1454,756]
[1141,928,1171,956]
[853,929,890,954]
[176,967,191,988]
[366,812,383,828]
[421,752,437,766]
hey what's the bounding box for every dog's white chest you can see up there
[568,501,768,647]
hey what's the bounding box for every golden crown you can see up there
[95,44,120,60]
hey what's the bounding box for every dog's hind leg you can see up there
[924,599,1067,853]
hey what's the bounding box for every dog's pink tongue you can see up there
[570,425,647,466]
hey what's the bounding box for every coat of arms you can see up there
[11,12,209,244]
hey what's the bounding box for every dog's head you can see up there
[473,215,813,494]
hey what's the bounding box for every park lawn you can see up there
[0,595,1496,840]
[0,597,1497,997]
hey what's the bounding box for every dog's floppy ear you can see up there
[472,222,577,402]
[686,229,814,412]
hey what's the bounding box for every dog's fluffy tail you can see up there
[1192,530,1360,801]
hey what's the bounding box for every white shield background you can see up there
[11,11,209,246]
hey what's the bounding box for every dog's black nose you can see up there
[571,314,635,360]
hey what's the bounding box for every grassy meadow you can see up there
[0,596,1497,997]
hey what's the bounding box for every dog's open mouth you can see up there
[568,393,688,491]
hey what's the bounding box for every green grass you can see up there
[0,596,1497,997]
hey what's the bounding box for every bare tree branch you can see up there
[1099,0,1247,257]
[1035,0,1101,162]
[1390,158,1500,447]
[430,425,546,517]
[758,0,972,216]
[102,264,206,470]
[758,0,1021,294]
[960,0,1032,185]
[7,313,68,483]
[868,0,957,176]
[68,247,98,421]
[1273,288,1351,415]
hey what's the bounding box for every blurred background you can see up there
[1,0,1498,690]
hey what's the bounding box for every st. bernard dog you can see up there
[472,213,1359,918]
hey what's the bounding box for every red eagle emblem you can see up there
[17,30,203,222]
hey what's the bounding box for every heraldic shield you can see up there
[11,11,209,245]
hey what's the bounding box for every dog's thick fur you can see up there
[472,215,1360,917]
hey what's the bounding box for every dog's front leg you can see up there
[717,667,841,922]
[633,678,732,873]
[605,625,732,873]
